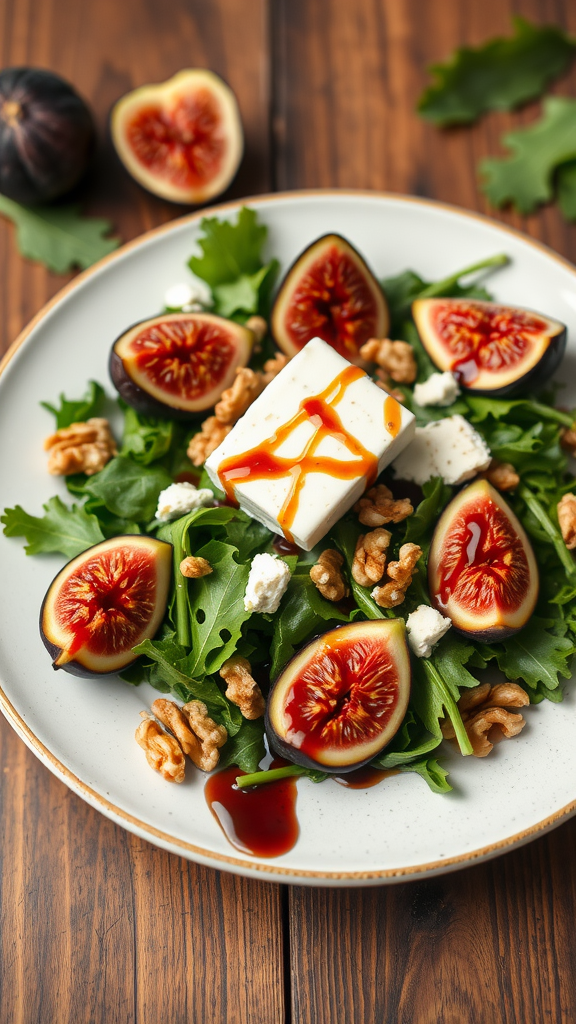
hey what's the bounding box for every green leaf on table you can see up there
[481,97,576,214]
[557,160,576,220]
[82,455,171,523]
[1,495,104,557]
[0,195,120,273]
[189,207,268,288]
[418,16,576,127]
[41,380,105,429]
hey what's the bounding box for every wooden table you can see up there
[2,0,576,1020]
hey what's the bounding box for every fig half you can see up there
[271,234,389,366]
[428,479,538,640]
[412,297,566,396]
[111,69,243,204]
[40,535,172,676]
[266,620,411,772]
[110,312,253,418]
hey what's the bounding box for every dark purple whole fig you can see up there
[0,67,95,204]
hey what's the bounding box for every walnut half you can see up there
[441,682,529,757]
[44,418,117,476]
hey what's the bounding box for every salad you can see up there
[4,206,576,856]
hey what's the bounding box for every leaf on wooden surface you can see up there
[418,16,576,126]
[480,97,576,213]
[0,195,121,272]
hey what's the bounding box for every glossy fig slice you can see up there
[271,234,389,366]
[266,620,411,772]
[412,297,566,396]
[111,69,243,204]
[40,535,172,676]
[428,479,538,640]
[110,312,253,418]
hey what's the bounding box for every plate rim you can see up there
[2,187,576,883]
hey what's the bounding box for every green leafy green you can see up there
[1,496,104,557]
[270,574,351,678]
[41,381,105,429]
[120,405,174,465]
[213,260,280,319]
[0,196,120,273]
[398,757,452,794]
[494,618,575,697]
[371,708,442,768]
[481,97,576,214]
[557,160,576,220]
[403,476,452,548]
[418,16,576,127]
[218,718,266,774]
[82,456,172,523]
[185,537,252,679]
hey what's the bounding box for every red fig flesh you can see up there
[412,297,566,396]
[111,70,243,204]
[428,479,538,640]
[110,312,253,418]
[40,535,172,676]
[271,234,389,366]
[266,620,411,771]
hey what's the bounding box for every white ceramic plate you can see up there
[2,191,576,887]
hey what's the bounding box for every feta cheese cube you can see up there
[413,371,460,408]
[244,553,291,613]
[155,482,214,522]
[205,338,416,550]
[406,604,452,658]
[392,414,491,486]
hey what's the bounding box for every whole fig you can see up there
[0,67,95,204]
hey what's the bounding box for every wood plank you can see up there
[0,1,284,1022]
[274,0,576,1020]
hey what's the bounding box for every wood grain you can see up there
[0,1,284,1023]
[273,0,576,1020]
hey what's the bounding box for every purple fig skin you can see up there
[0,67,95,204]
[109,347,200,421]
[457,327,566,398]
[265,623,412,774]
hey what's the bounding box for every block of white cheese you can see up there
[392,414,491,487]
[205,338,416,550]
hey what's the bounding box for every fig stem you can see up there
[519,485,576,580]
[235,765,307,789]
[416,254,509,300]
[421,660,473,756]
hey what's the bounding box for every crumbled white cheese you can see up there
[164,279,213,311]
[406,604,452,658]
[392,414,491,486]
[155,482,214,522]
[244,553,291,614]
[413,371,460,408]
[205,338,416,550]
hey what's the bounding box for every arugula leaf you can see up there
[82,456,172,523]
[411,657,473,756]
[186,537,253,679]
[119,404,175,466]
[371,708,442,768]
[481,97,576,214]
[398,757,452,794]
[218,718,266,774]
[494,618,575,697]
[404,477,452,548]
[0,195,120,273]
[270,574,351,678]
[418,16,576,127]
[189,207,268,288]
[213,260,280,319]
[1,496,104,557]
[41,381,105,429]
[132,635,242,735]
